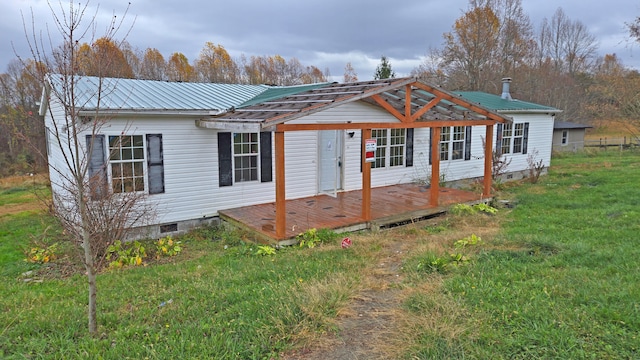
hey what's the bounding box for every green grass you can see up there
[402,150,640,359]
[0,221,367,359]
[2,150,640,359]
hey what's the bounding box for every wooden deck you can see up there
[219,183,487,242]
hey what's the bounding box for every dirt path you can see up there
[282,234,414,360]
[0,201,45,217]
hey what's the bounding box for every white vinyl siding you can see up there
[45,97,555,228]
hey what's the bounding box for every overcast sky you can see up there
[2,0,639,84]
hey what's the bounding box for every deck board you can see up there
[218,183,485,241]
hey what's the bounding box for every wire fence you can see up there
[584,137,639,149]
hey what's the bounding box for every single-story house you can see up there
[552,121,592,152]
[41,75,559,240]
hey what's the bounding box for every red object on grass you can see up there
[341,237,352,248]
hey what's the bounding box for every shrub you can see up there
[106,240,147,269]
[297,228,320,248]
[417,253,450,274]
[256,245,276,256]
[454,234,482,249]
[25,243,58,264]
[450,204,475,216]
[155,236,182,258]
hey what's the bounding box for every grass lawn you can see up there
[1,150,639,359]
[401,150,640,359]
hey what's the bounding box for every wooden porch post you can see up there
[483,124,494,198]
[362,128,372,221]
[275,131,286,238]
[430,127,441,206]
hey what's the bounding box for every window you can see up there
[513,123,525,153]
[499,123,529,155]
[389,129,406,166]
[218,132,272,187]
[87,134,164,196]
[233,132,259,182]
[439,126,470,161]
[109,135,145,193]
[561,130,568,145]
[371,129,405,169]
[371,129,387,168]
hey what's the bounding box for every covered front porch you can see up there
[198,77,511,241]
[219,183,487,242]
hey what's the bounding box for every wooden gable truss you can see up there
[197,77,511,239]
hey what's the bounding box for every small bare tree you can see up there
[526,149,545,183]
[20,1,154,335]
[481,136,511,183]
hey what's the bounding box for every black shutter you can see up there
[464,126,472,161]
[217,132,232,187]
[86,135,107,199]
[496,123,503,156]
[522,122,529,154]
[260,132,272,182]
[147,134,165,194]
[405,128,414,167]
[428,128,434,165]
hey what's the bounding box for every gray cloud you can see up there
[2,0,638,83]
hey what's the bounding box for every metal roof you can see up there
[455,91,560,113]
[554,121,592,129]
[201,77,512,130]
[48,75,269,112]
[238,82,332,108]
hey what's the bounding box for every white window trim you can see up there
[108,134,146,193]
[232,132,260,183]
[501,123,526,154]
[371,128,406,169]
[439,126,466,161]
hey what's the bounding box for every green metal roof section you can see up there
[454,91,559,112]
[237,82,332,108]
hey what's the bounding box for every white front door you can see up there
[318,130,343,197]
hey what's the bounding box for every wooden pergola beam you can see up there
[405,85,412,120]
[362,128,372,221]
[275,131,286,238]
[411,82,510,123]
[370,94,407,122]
[410,96,444,122]
[274,119,497,132]
[430,127,441,206]
[483,124,494,198]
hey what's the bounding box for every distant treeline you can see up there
[2,0,640,177]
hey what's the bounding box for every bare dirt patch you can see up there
[0,174,48,189]
[282,232,412,360]
[281,215,502,359]
[0,201,46,217]
[0,174,49,217]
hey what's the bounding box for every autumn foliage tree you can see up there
[0,59,46,174]
[442,5,500,90]
[75,37,134,78]
[166,52,194,82]
[139,48,166,80]
[194,42,239,83]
